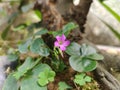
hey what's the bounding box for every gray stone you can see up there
[0,56,10,90]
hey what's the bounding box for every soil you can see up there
[47,67,100,90]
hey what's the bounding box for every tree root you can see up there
[94,64,120,90]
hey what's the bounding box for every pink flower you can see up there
[54,34,70,51]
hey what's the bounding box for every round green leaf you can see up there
[7,54,18,61]
[69,55,83,72]
[30,38,50,56]
[20,64,50,90]
[21,77,47,90]
[62,22,78,36]
[34,29,48,36]
[86,53,104,60]
[18,38,32,53]
[80,44,96,56]
[82,58,97,72]
[66,42,81,55]
[2,74,18,90]
[38,69,56,86]
[69,55,97,72]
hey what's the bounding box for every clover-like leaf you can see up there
[58,82,72,90]
[62,22,78,36]
[51,30,63,37]
[30,38,50,56]
[7,53,18,61]
[69,55,97,72]
[51,22,77,37]
[84,76,92,82]
[74,73,92,86]
[34,29,48,36]
[20,64,50,90]
[18,38,32,53]
[66,42,81,56]
[86,53,104,60]
[13,57,34,79]
[80,44,96,56]
[38,69,56,86]
[2,74,18,90]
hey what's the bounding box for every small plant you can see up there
[38,69,56,86]
[74,73,92,86]
[3,22,104,90]
[58,82,72,90]
[66,43,104,72]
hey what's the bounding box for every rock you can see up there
[0,56,11,90]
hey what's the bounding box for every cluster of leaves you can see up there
[66,43,104,72]
[3,22,104,90]
[74,73,92,86]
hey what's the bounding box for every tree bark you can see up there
[94,64,120,90]
[35,0,93,33]
[70,0,93,33]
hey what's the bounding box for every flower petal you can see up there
[60,45,66,51]
[61,34,66,41]
[54,41,60,47]
[56,36,62,41]
[63,40,70,46]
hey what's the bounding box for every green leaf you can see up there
[38,69,56,86]
[66,42,81,55]
[2,74,18,90]
[58,82,72,90]
[51,22,78,37]
[32,64,51,76]
[51,59,66,72]
[13,57,34,79]
[18,38,32,53]
[21,76,47,90]
[30,38,50,56]
[69,55,97,72]
[74,73,92,86]
[1,12,19,40]
[86,53,104,60]
[14,57,43,80]
[98,0,120,22]
[7,54,18,61]
[74,73,86,86]
[97,17,120,40]
[34,29,48,36]
[13,24,27,31]
[20,64,50,90]
[84,76,92,82]
[62,22,78,36]
[82,58,97,72]
[51,30,63,37]
[80,44,96,56]
[1,24,11,40]
[34,9,42,20]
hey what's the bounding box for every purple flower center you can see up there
[54,34,70,51]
